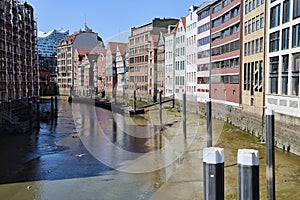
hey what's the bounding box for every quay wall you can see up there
[177,100,300,156]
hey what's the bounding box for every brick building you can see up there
[128,18,179,99]
[210,0,242,105]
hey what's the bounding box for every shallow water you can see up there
[0,98,170,200]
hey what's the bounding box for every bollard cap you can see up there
[203,147,224,164]
[237,149,259,166]
[266,108,274,116]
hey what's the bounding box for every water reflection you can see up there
[0,98,195,200]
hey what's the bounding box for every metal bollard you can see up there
[55,96,58,112]
[238,149,259,200]
[51,96,54,114]
[266,108,275,200]
[36,99,40,128]
[203,147,224,200]
[206,99,212,147]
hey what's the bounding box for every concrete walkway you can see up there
[147,110,208,200]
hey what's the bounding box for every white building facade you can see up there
[174,18,186,100]
[196,2,213,102]
[164,28,176,97]
[266,0,300,117]
[186,6,199,102]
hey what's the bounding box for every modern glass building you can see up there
[37,28,69,57]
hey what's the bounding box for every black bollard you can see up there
[28,100,32,131]
[8,100,11,115]
[203,147,224,200]
[36,99,40,128]
[55,96,58,113]
[159,90,163,130]
[51,96,54,115]
[182,92,186,138]
[266,108,275,200]
[133,90,137,113]
[206,99,212,147]
[238,149,259,200]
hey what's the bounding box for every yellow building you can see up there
[242,0,266,107]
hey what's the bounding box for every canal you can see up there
[0,97,299,199]
[0,98,172,200]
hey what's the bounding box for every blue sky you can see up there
[27,0,204,42]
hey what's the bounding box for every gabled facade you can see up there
[186,6,199,101]
[157,32,166,94]
[174,17,187,100]
[73,49,106,97]
[128,18,179,99]
[56,25,105,95]
[115,43,128,95]
[106,42,127,96]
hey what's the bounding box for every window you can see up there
[213,3,222,13]
[293,0,300,19]
[269,31,280,52]
[282,55,289,95]
[232,23,240,34]
[211,32,221,42]
[252,19,256,32]
[222,28,230,38]
[232,5,240,17]
[248,41,251,55]
[245,22,248,35]
[198,23,210,34]
[270,56,279,94]
[213,18,221,27]
[260,15,265,28]
[256,39,259,53]
[248,21,252,34]
[292,24,300,47]
[249,1,253,11]
[292,53,300,96]
[245,3,249,14]
[282,28,290,50]
[251,40,255,54]
[270,4,280,28]
[256,19,260,30]
[223,12,230,22]
[283,0,290,23]
[244,43,247,56]
[223,0,230,7]
[198,9,210,20]
[260,37,264,52]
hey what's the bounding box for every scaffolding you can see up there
[0,0,38,132]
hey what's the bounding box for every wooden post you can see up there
[203,147,224,200]
[238,149,259,200]
[159,90,163,130]
[266,108,275,200]
[182,92,186,138]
